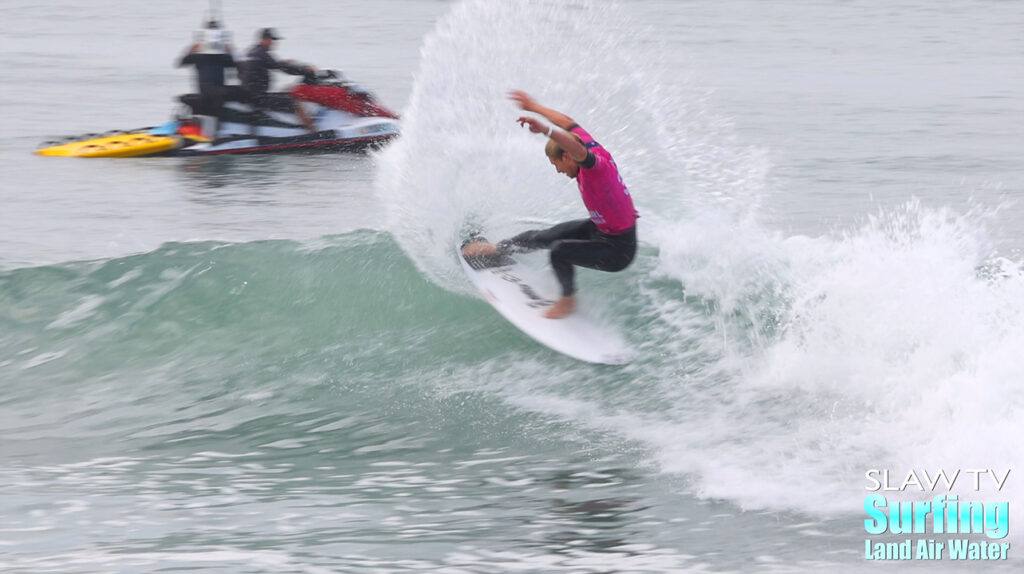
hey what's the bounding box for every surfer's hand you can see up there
[508,90,538,112]
[517,116,547,134]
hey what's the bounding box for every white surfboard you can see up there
[458,241,632,365]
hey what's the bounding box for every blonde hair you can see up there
[545,132,584,160]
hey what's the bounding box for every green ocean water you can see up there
[2,229,1021,572]
[0,233,797,572]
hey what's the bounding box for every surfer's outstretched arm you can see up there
[509,90,587,162]
[509,90,575,129]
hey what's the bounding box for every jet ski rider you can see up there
[240,28,317,132]
[177,19,243,135]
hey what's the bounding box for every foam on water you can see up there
[651,200,1024,515]
[376,0,1024,530]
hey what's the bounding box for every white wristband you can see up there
[546,125,554,137]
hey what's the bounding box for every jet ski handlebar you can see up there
[301,69,355,87]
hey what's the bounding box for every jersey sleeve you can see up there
[569,125,601,168]
[569,125,596,146]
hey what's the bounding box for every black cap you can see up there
[261,28,281,40]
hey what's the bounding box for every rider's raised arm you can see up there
[515,115,589,162]
[509,90,577,131]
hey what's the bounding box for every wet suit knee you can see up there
[548,229,637,296]
[497,219,595,255]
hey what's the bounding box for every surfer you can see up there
[463,90,638,319]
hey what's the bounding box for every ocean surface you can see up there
[2,0,1023,572]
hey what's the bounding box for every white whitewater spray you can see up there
[376,0,1024,528]
[651,201,1024,517]
[374,0,766,291]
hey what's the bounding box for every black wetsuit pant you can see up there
[194,84,247,128]
[497,219,637,297]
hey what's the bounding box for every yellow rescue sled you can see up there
[35,133,181,158]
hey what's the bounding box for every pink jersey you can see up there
[571,126,638,235]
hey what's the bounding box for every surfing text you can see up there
[861,468,1011,562]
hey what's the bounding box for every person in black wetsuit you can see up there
[176,20,241,136]
[239,28,316,131]
[462,91,639,319]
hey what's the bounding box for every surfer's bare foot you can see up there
[462,241,498,257]
[544,296,576,319]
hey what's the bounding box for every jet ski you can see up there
[36,69,400,158]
